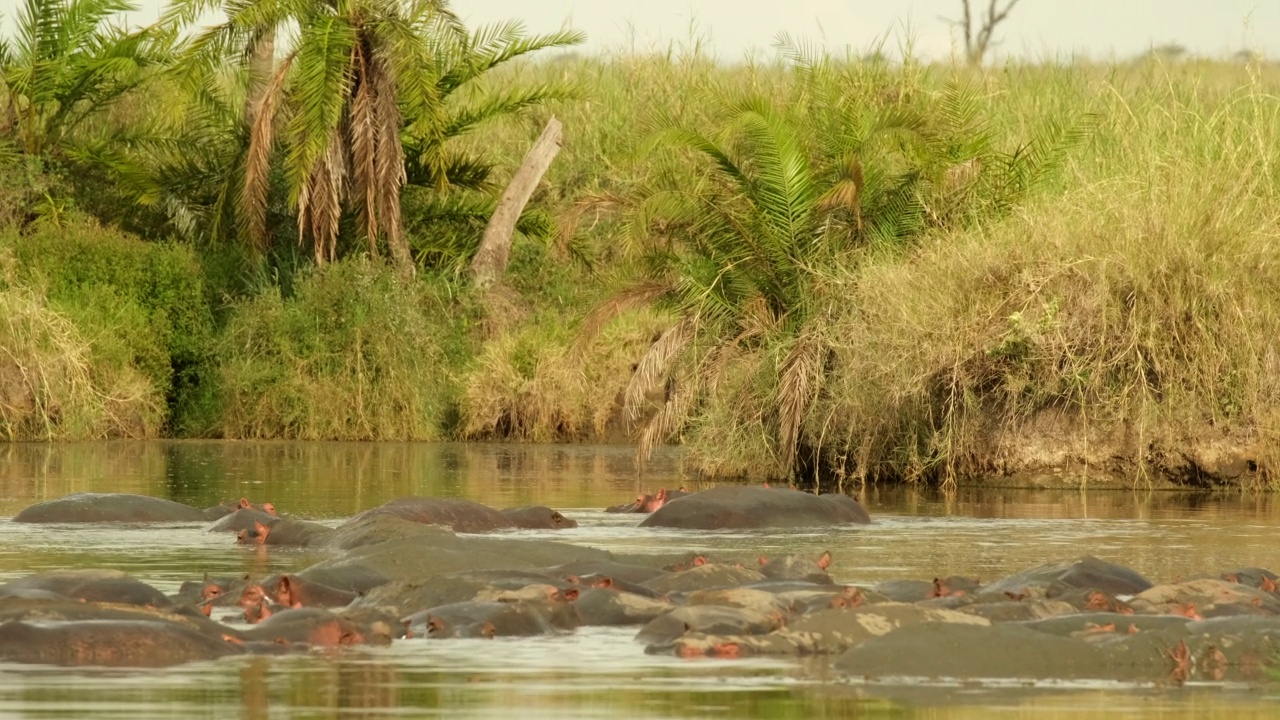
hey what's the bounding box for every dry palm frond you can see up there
[556,192,626,255]
[573,279,674,353]
[371,51,411,276]
[349,44,379,255]
[635,367,698,469]
[299,125,348,264]
[244,54,294,250]
[622,315,695,426]
[776,331,828,472]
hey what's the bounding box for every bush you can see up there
[0,271,163,440]
[213,259,459,440]
[0,217,214,433]
[459,309,670,442]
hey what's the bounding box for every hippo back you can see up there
[639,486,871,530]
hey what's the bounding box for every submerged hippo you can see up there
[606,488,691,513]
[13,493,211,523]
[12,493,275,524]
[352,497,579,534]
[639,486,871,530]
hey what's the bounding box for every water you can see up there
[1,440,1279,718]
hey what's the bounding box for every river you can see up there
[0,440,1278,718]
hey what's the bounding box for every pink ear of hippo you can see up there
[817,551,832,570]
[262,502,277,516]
[252,520,270,544]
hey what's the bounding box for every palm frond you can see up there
[623,315,695,426]
[776,332,828,474]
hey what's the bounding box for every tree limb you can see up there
[470,116,563,289]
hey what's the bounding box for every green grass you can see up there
[5,40,1280,488]
[210,258,463,440]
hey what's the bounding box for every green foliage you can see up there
[166,0,582,273]
[213,258,460,440]
[0,0,168,157]
[591,55,1092,478]
[0,217,214,428]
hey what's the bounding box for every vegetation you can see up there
[1,0,1278,489]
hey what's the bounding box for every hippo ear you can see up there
[817,551,832,570]
[479,622,496,639]
[239,498,251,509]
[758,555,768,566]
[692,555,707,567]
[562,588,580,601]
[278,575,293,597]
[263,503,277,516]
[592,577,614,590]
[253,520,269,544]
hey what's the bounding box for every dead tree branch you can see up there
[944,0,1022,66]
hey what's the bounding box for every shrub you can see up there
[214,258,459,440]
[0,273,163,440]
[0,217,213,432]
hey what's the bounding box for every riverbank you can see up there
[2,55,1278,490]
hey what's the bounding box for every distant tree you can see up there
[944,0,1022,66]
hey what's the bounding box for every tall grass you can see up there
[212,259,461,440]
[0,259,163,440]
[669,58,1280,486]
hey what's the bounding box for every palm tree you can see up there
[166,0,582,277]
[0,0,165,158]
[584,70,1090,479]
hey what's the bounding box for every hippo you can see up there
[407,596,580,639]
[236,518,334,547]
[573,588,673,626]
[664,602,989,658]
[240,608,372,647]
[12,493,210,523]
[353,569,577,616]
[259,574,359,609]
[757,551,834,585]
[500,506,579,530]
[606,488,691,513]
[638,486,871,530]
[203,497,278,521]
[352,497,517,533]
[635,605,784,646]
[978,556,1153,601]
[208,507,281,533]
[0,619,243,667]
[0,570,171,608]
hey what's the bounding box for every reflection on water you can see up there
[0,440,1279,718]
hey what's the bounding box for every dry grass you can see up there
[0,276,163,441]
[797,61,1280,486]
[459,308,671,442]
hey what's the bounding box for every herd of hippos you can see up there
[1,484,1279,685]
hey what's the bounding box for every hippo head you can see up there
[236,521,271,545]
[274,576,302,608]
[637,488,670,513]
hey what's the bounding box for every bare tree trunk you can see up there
[471,116,563,289]
[949,0,1021,66]
[244,27,276,128]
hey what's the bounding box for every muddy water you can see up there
[1,440,1280,718]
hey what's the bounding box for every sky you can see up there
[4,1,1277,62]
[447,0,1279,61]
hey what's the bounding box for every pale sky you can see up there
[4,1,1277,61]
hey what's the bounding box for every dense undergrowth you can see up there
[2,0,1278,487]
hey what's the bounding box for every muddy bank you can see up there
[929,411,1263,490]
